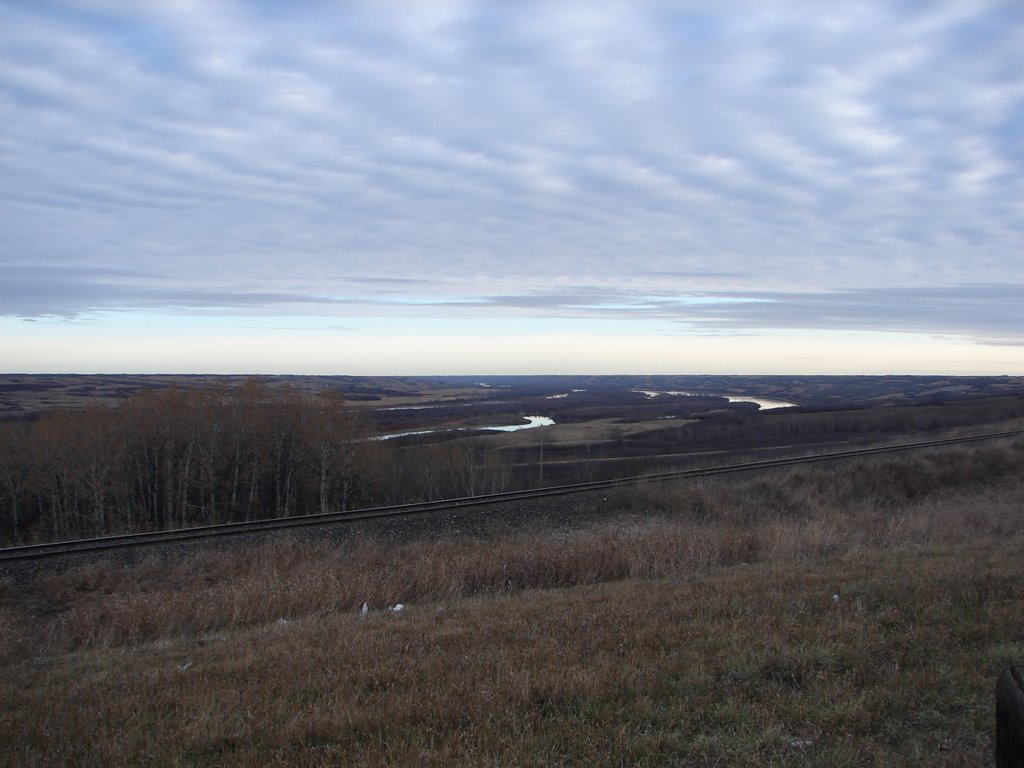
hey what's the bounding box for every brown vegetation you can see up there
[3,375,1024,545]
[1,439,1022,765]
[0,381,537,545]
[0,382,387,544]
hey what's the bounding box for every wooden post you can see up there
[997,666,1024,768]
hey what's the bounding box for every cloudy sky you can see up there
[2,1,1022,375]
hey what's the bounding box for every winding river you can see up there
[376,391,795,440]
[376,415,554,440]
[636,391,797,410]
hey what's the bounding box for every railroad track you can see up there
[2,429,1021,564]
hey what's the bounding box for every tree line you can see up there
[0,382,513,545]
[656,397,1024,443]
[7,382,1017,546]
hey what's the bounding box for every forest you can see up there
[0,382,514,546]
[2,377,1023,546]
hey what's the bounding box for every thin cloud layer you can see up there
[1,1,1023,363]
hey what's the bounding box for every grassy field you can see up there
[2,439,1023,766]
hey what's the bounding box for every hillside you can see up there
[2,437,1022,766]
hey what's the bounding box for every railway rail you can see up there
[2,429,1021,564]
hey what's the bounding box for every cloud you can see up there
[471,283,1024,345]
[1,0,1022,369]
[682,284,1024,344]
[0,265,348,318]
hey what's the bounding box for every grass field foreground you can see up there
[1,439,1023,766]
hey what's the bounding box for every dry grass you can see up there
[2,440,1023,766]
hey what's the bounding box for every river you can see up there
[376,415,554,440]
[635,391,797,410]
[376,391,795,440]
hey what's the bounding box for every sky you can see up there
[1,0,1023,376]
